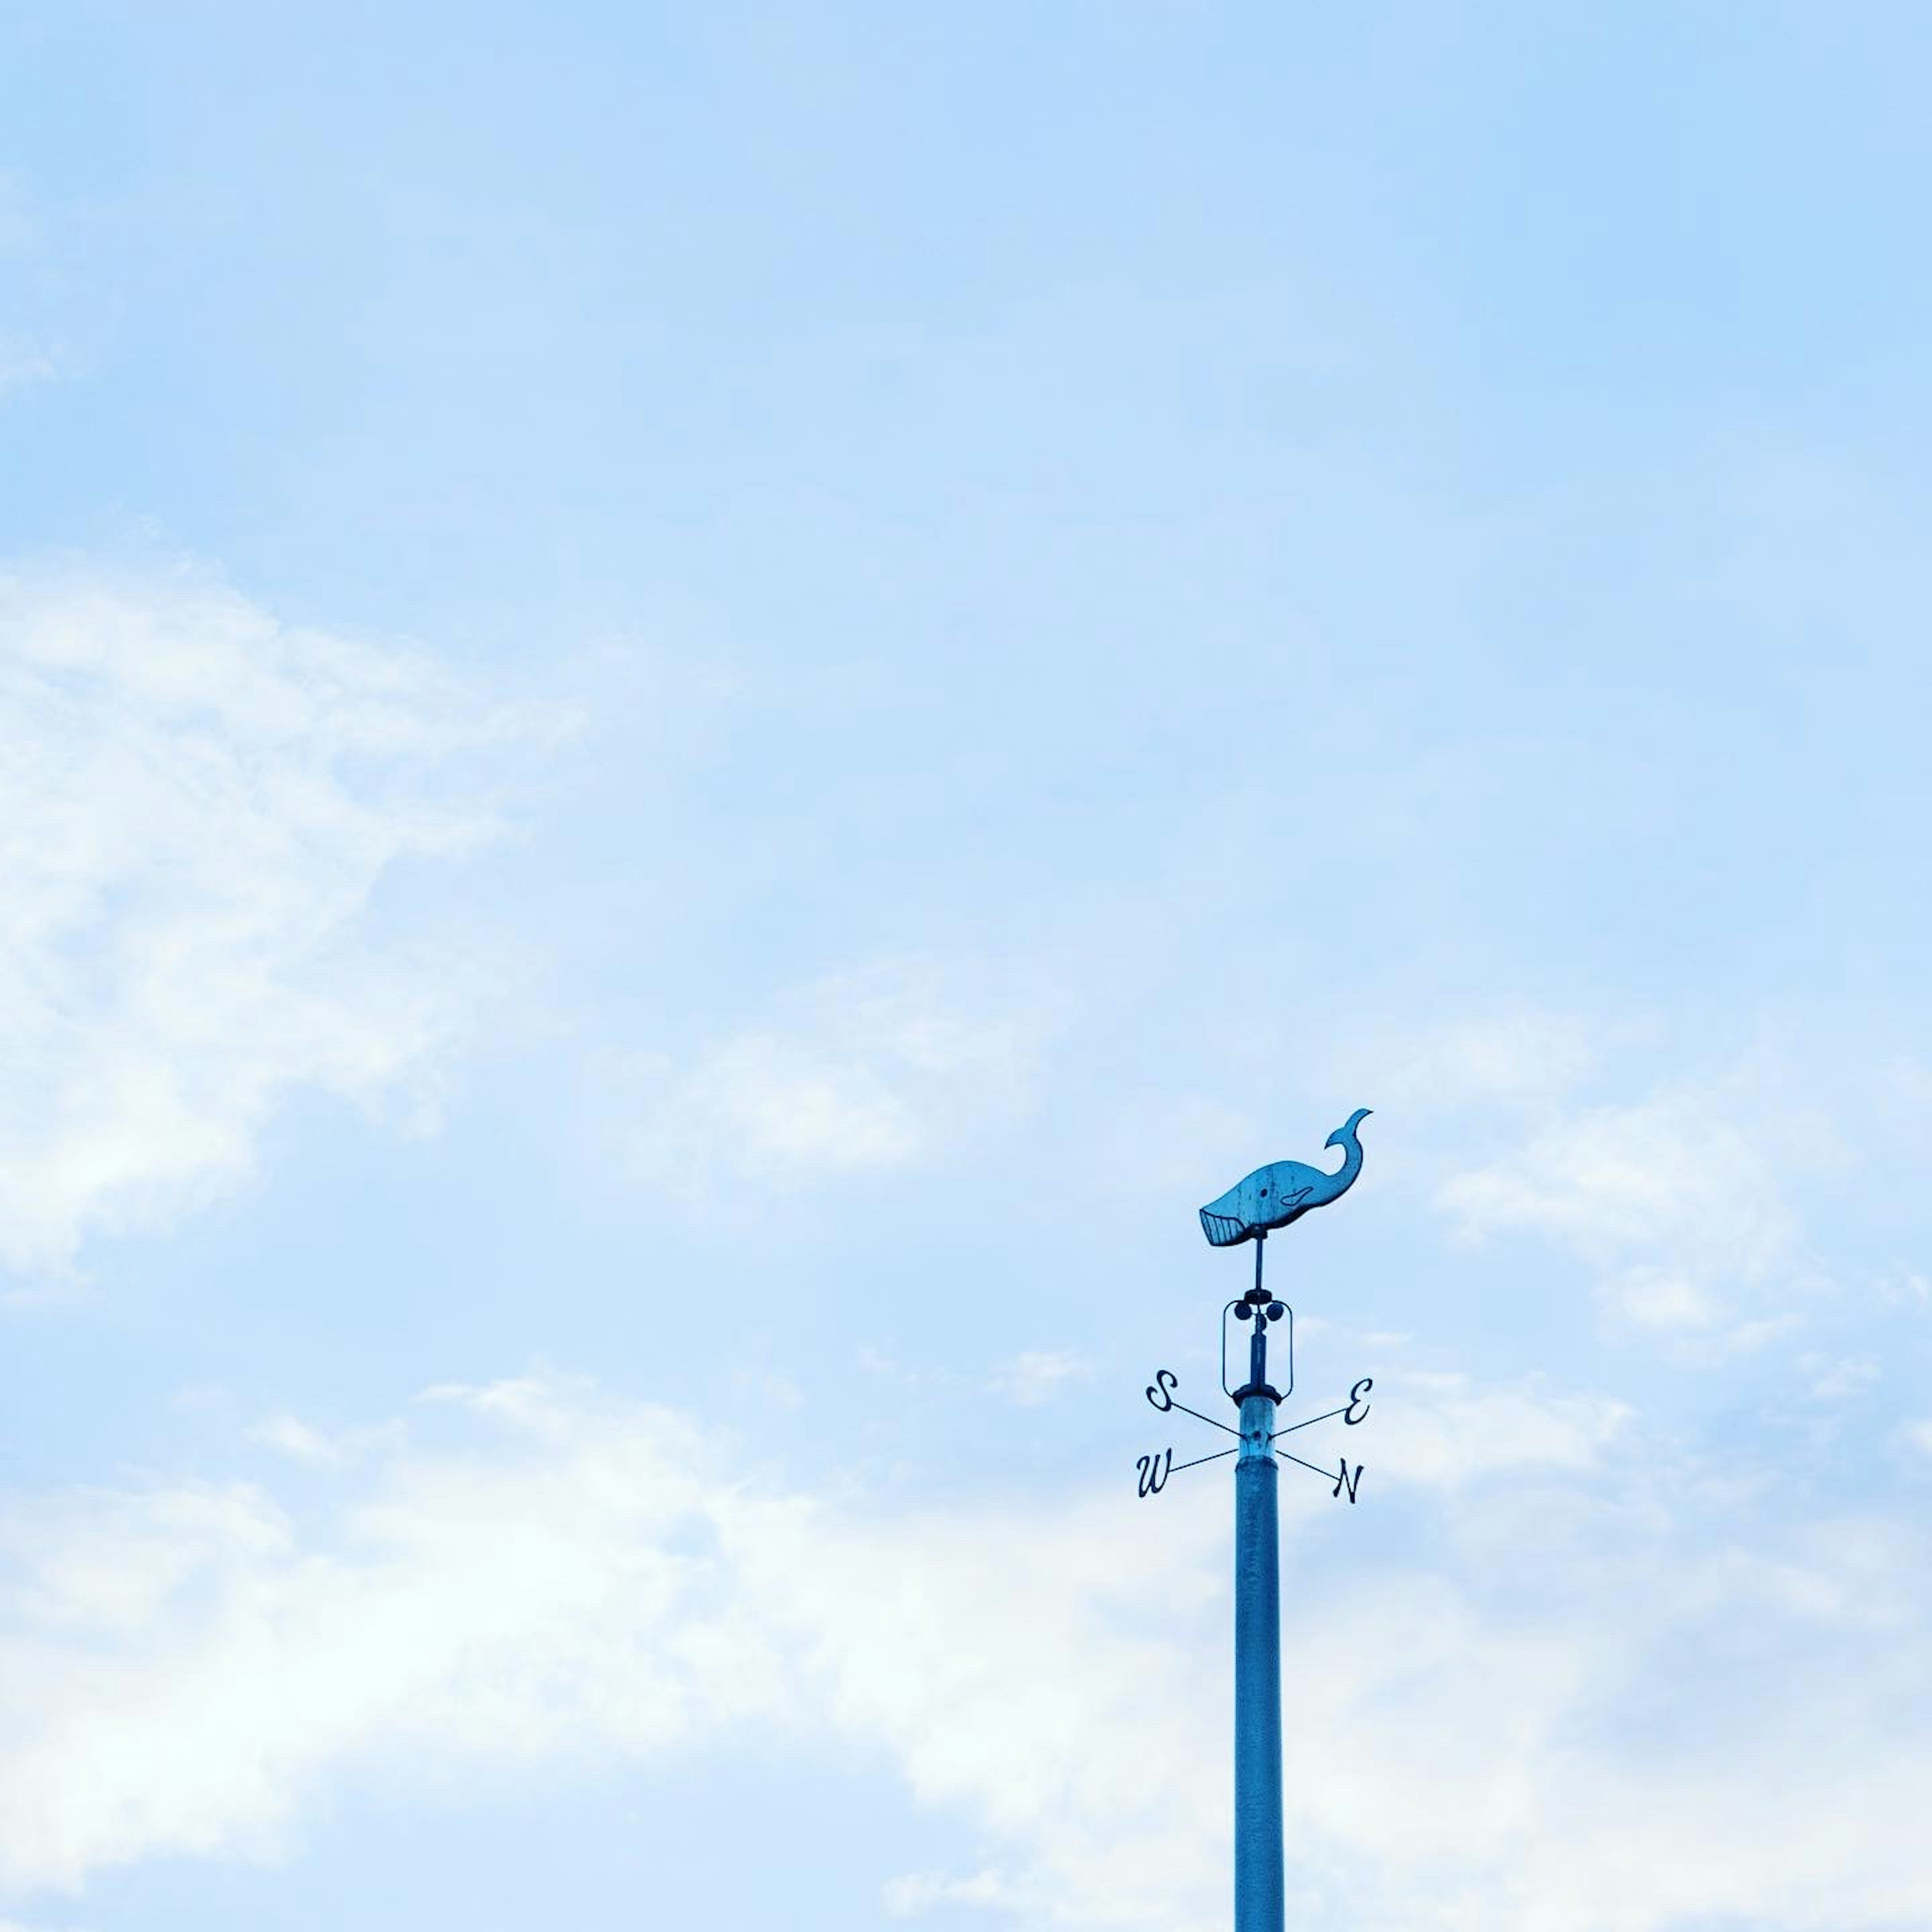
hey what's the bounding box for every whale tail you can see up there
[1199,1205,1248,1246]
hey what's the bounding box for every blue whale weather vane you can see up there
[1196,1106,1372,1246]
[1136,1107,1374,1932]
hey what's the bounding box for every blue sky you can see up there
[3,6,1931,1928]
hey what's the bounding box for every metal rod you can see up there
[1172,1398,1242,1439]
[1235,1327,1284,1932]
[1273,1445,1339,1484]
[1270,1403,1345,1439]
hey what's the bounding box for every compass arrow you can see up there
[1146,1369,1241,1439]
[1269,1403,1346,1439]
[1273,1445,1366,1504]
[1136,1442,1238,1497]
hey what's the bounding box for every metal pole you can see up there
[1235,1316,1283,1932]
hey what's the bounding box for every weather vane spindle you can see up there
[1136,1107,1374,1932]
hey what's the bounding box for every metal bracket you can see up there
[1222,1293,1292,1405]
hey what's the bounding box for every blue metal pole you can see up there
[1235,1347,1283,1931]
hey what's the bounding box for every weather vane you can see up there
[1134,1106,1373,1932]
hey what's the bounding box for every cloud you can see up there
[0,559,557,1280]
[247,1413,405,1470]
[1364,1369,1631,1490]
[883,1869,1014,1916]
[1798,1353,1879,1405]
[0,183,61,406]
[1438,1089,1792,1271]
[3,1371,1930,1930]
[1334,1007,1606,1115]
[630,958,1055,1196]
[0,336,63,401]
[249,1415,346,1469]
[1435,1072,1836,1340]
[988,1349,1093,1406]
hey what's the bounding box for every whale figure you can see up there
[1198,1108,1372,1247]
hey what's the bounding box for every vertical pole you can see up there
[1235,1311,1283,1932]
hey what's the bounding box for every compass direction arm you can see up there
[1273,1444,1367,1503]
[1135,1441,1238,1497]
[1171,1398,1240,1438]
[1145,1369,1241,1439]
[1269,1375,1374,1440]
[1267,1376,1376,1437]
[1269,1403,1346,1439]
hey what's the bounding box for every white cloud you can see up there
[1364,1370,1631,1490]
[1881,1268,1930,1307]
[1335,1007,1606,1115]
[883,1869,1014,1916]
[248,1413,404,1470]
[0,560,555,1279]
[249,1415,345,1468]
[3,1372,1930,1930]
[0,335,62,401]
[1435,1074,1836,1339]
[631,958,1055,1195]
[1439,1089,1792,1275]
[989,1349,1092,1406]
[1799,1354,1879,1404]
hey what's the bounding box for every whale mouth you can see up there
[1199,1207,1247,1247]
